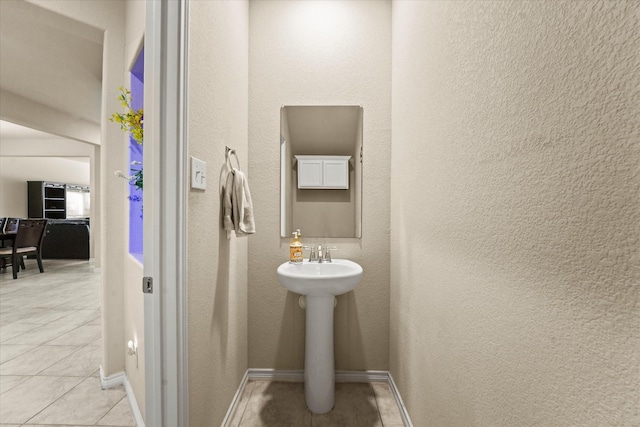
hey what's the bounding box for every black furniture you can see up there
[0,219,48,279]
[28,181,90,220]
[42,219,90,260]
[0,218,25,269]
[0,217,11,269]
[3,217,19,234]
[28,181,67,219]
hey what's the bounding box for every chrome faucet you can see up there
[323,246,332,263]
[308,245,317,262]
[308,244,334,263]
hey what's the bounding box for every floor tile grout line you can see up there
[236,380,258,425]
[0,343,37,365]
[20,373,93,426]
[33,343,98,377]
[92,394,131,427]
[6,318,96,348]
[0,260,112,426]
[1,344,86,378]
[24,370,125,426]
[369,382,387,427]
[41,322,99,346]
[0,374,30,396]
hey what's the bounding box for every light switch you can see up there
[191,156,206,190]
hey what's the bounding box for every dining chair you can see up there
[0,217,18,271]
[4,217,19,233]
[0,219,48,279]
[0,217,18,268]
[0,218,7,269]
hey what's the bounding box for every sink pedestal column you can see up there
[304,294,335,414]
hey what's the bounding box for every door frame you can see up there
[144,0,189,425]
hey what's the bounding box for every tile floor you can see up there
[228,380,406,427]
[2,259,405,426]
[0,258,135,426]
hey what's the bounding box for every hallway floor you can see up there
[0,259,135,426]
[228,380,405,427]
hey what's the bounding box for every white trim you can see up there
[388,371,414,427]
[143,0,161,422]
[280,131,286,236]
[222,369,413,427]
[123,373,146,427]
[99,365,124,389]
[144,0,190,425]
[143,1,161,424]
[99,367,145,427]
[335,370,389,383]
[221,370,250,427]
[248,368,303,382]
[246,368,390,383]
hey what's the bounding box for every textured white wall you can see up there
[249,0,391,370]
[187,1,249,425]
[0,156,89,217]
[122,0,145,418]
[391,1,640,425]
[99,5,126,377]
[123,255,144,418]
[0,0,103,144]
[28,0,132,400]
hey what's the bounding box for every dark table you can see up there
[0,231,16,245]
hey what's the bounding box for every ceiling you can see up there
[0,120,64,140]
[0,1,104,135]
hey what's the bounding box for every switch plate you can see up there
[191,156,206,190]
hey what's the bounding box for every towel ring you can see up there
[225,146,241,170]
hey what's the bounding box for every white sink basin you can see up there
[277,259,363,296]
[276,258,363,414]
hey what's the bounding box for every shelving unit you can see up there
[28,181,68,219]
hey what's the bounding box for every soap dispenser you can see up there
[290,229,303,263]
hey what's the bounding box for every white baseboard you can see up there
[388,371,413,427]
[99,366,145,427]
[100,366,124,389]
[221,370,250,427]
[123,372,146,427]
[223,369,413,427]
[245,368,390,383]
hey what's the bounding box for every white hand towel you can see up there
[222,168,255,236]
[223,169,235,232]
[231,169,256,236]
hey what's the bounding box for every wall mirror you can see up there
[280,105,363,238]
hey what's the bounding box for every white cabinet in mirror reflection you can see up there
[280,105,363,238]
[296,155,351,189]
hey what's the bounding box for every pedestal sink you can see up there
[277,259,363,414]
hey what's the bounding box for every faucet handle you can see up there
[306,245,317,262]
[323,246,337,262]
